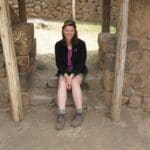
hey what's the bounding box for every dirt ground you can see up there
[0,19,150,150]
[0,105,150,150]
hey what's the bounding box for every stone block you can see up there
[17,56,30,73]
[86,76,101,90]
[98,33,117,53]
[143,81,150,97]
[104,91,112,106]
[129,95,142,108]
[19,70,32,91]
[132,75,147,89]
[129,50,150,74]
[0,53,5,69]
[0,77,8,92]
[13,23,34,56]
[122,96,129,105]
[30,38,37,64]
[103,70,114,92]
[141,97,150,109]
[104,53,116,72]
[142,39,150,50]
[127,50,143,63]
[47,77,57,88]
[0,67,7,78]
[123,73,133,87]
[0,92,9,106]
[22,92,30,106]
[127,37,140,52]
[0,46,2,53]
[30,95,53,106]
[9,4,20,26]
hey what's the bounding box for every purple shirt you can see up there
[67,48,73,72]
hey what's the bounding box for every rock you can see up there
[127,37,140,52]
[0,68,7,78]
[0,92,9,107]
[132,75,147,89]
[122,96,129,105]
[30,95,53,106]
[104,91,112,106]
[0,54,5,69]
[123,87,133,97]
[103,70,114,92]
[129,95,142,108]
[141,97,150,109]
[0,46,2,53]
[41,2,47,9]
[104,53,116,72]
[17,56,30,73]
[0,78,8,92]
[34,6,42,13]
[9,4,20,25]
[19,71,32,92]
[98,33,117,53]
[13,23,34,56]
[129,50,150,74]
[22,92,30,106]
[47,77,57,88]
[86,76,102,90]
[142,39,150,50]
[125,59,133,72]
[127,49,143,63]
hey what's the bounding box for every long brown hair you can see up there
[62,20,78,47]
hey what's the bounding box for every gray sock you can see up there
[58,109,66,115]
[76,108,83,114]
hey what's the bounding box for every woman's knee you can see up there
[72,75,82,87]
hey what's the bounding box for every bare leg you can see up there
[71,74,83,109]
[57,75,67,110]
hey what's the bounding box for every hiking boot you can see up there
[56,114,65,130]
[71,112,84,127]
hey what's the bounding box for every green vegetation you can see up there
[76,21,116,33]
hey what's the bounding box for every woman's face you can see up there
[63,25,75,41]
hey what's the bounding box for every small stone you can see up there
[127,37,140,52]
[129,95,142,108]
[122,96,129,105]
[47,77,57,88]
[142,97,150,109]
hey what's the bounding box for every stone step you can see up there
[29,88,105,110]
[47,74,103,91]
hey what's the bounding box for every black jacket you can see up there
[55,39,88,76]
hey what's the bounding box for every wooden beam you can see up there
[0,0,23,122]
[102,0,111,32]
[18,0,27,22]
[111,0,129,121]
[72,0,76,20]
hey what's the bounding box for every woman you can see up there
[55,20,88,130]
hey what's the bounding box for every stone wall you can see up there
[0,7,36,107]
[98,0,150,109]
[9,0,120,24]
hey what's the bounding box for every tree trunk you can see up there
[0,0,23,122]
[102,0,111,32]
[111,0,129,121]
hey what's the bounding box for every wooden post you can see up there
[0,0,23,122]
[102,0,111,32]
[72,0,76,20]
[18,0,27,22]
[111,0,129,121]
